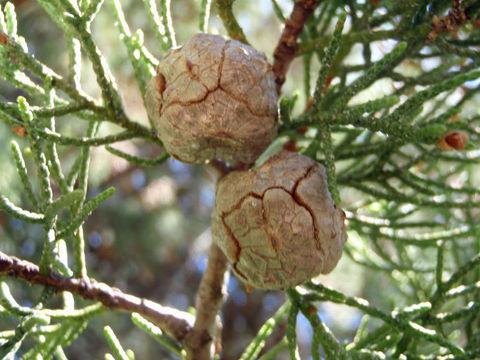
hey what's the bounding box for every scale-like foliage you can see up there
[1,0,479,359]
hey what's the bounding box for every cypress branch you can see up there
[239,302,290,360]
[131,313,182,355]
[1,0,479,358]
[57,186,116,240]
[104,326,130,360]
[0,251,194,341]
[0,195,44,223]
[105,145,169,166]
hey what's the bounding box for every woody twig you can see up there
[272,0,320,94]
[0,251,194,342]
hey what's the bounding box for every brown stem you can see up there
[208,159,232,178]
[426,0,468,41]
[0,251,194,341]
[183,243,229,360]
[272,0,320,94]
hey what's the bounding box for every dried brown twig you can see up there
[427,0,468,41]
[0,251,194,341]
[183,243,229,360]
[182,161,233,360]
[272,0,320,94]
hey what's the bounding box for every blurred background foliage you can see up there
[1,0,480,359]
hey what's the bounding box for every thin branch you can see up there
[0,251,194,342]
[183,243,229,360]
[215,0,249,44]
[181,160,247,359]
[272,0,320,94]
[0,30,96,106]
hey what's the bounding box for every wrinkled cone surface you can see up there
[212,151,347,290]
[146,33,278,164]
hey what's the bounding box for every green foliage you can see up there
[104,326,131,360]
[131,313,182,356]
[0,0,480,359]
[239,302,291,360]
